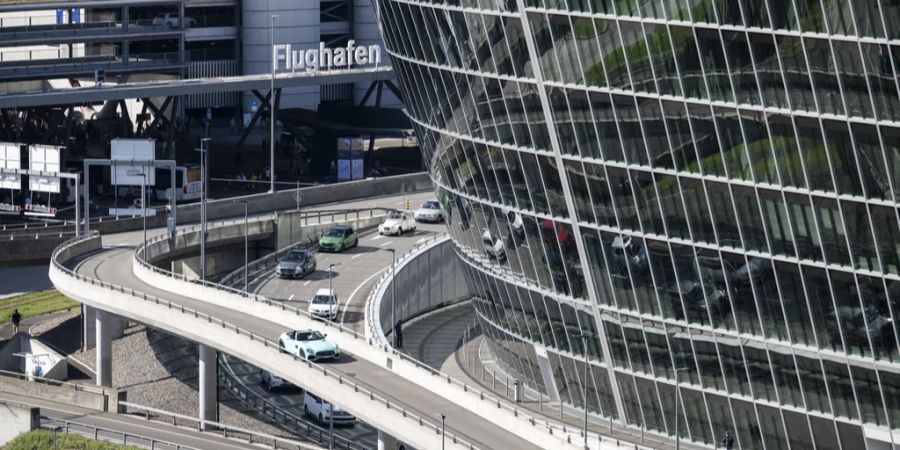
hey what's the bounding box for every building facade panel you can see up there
[374,0,900,447]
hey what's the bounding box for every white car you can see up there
[379,210,416,235]
[259,369,288,391]
[278,330,340,361]
[303,391,356,425]
[308,288,338,321]
[413,199,444,223]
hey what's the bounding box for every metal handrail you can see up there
[119,401,322,450]
[41,416,197,450]
[216,355,367,450]
[50,235,479,450]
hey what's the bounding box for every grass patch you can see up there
[0,289,78,324]
[2,429,140,450]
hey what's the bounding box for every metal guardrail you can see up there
[363,236,657,450]
[51,234,479,450]
[217,355,367,450]
[0,368,108,396]
[119,401,322,450]
[41,415,196,450]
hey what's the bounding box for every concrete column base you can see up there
[378,429,398,450]
[198,344,217,428]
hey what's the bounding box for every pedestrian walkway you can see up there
[400,302,711,450]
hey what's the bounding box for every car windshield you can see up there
[295,331,325,341]
[423,201,440,209]
[389,211,404,219]
[326,228,346,237]
[283,251,305,262]
[312,295,335,305]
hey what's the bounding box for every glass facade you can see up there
[372,0,900,448]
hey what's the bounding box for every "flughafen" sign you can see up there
[273,41,382,72]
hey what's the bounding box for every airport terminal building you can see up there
[373,1,900,448]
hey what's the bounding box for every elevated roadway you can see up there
[49,191,567,449]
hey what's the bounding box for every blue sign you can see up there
[72,9,80,23]
[56,9,64,24]
[251,100,258,112]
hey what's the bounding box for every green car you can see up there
[318,225,358,252]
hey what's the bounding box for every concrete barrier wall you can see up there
[0,375,107,411]
[376,238,470,334]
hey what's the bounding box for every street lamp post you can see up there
[573,334,589,450]
[675,367,688,450]
[328,263,336,295]
[196,138,211,280]
[269,14,278,194]
[386,248,396,345]
[440,413,446,450]
[126,169,147,251]
[236,200,248,292]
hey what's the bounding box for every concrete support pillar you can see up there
[83,306,127,351]
[198,344,218,428]
[377,429,397,450]
[95,309,112,387]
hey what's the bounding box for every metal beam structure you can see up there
[0,67,394,109]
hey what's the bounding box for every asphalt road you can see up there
[67,192,540,450]
[253,220,446,328]
[223,354,379,447]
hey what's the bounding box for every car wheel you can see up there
[265,379,272,391]
[304,405,309,416]
[353,238,359,247]
[278,340,286,353]
[319,413,325,424]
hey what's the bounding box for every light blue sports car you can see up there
[278,330,340,362]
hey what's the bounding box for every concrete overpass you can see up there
[46,185,608,449]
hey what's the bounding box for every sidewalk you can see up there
[400,302,711,450]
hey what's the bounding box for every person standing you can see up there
[721,431,734,450]
[10,309,22,334]
[393,320,403,348]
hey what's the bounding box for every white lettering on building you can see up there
[273,41,381,72]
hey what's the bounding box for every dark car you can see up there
[276,250,316,279]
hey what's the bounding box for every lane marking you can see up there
[340,267,389,325]
[370,234,384,241]
[288,294,294,300]
[351,254,362,260]
[414,237,428,244]
[303,280,311,286]
[379,241,393,247]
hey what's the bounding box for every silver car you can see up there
[275,250,316,279]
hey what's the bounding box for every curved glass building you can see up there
[372,1,900,448]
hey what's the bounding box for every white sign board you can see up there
[28,145,61,193]
[111,139,155,185]
[0,142,21,190]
